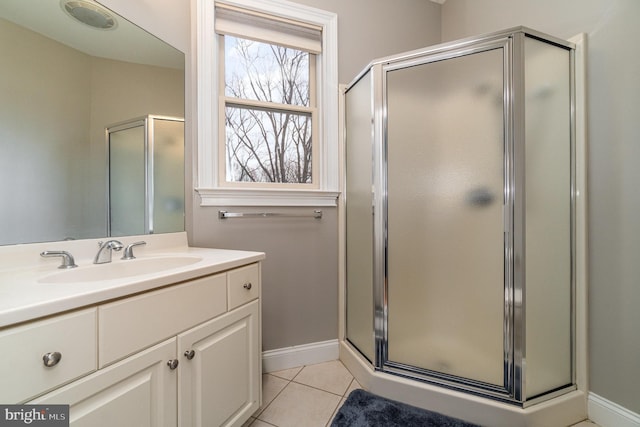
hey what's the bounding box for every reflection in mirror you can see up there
[0,0,185,246]
[108,115,184,237]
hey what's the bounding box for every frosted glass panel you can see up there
[152,119,184,233]
[109,125,145,236]
[386,49,505,385]
[523,37,572,398]
[345,71,375,362]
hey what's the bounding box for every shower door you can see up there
[384,47,507,388]
[109,121,146,236]
[108,116,185,237]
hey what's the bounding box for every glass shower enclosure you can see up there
[107,115,185,237]
[344,27,575,405]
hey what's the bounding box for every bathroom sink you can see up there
[39,256,203,283]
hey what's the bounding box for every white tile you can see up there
[344,378,362,397]
[570,422,600,427]
[326,397,346,427]
[241,417,255,427]
[254,374,289,416]
[258,382,341,427]
[293,360,354,395]
[270,366,303,381]
[250,420,278,427]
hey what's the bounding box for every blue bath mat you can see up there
[330,389,481,427]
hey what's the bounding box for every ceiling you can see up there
[0,0,183,69]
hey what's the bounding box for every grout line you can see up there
[251,418,279,427]
[257,362,356,427]
[254,374,292,420]
[289,364,355,397]
[289,379,349,398]
[289,364,305,382]
[325,398,342,427]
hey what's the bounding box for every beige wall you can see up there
[442,0,640,414]
[0,19,92,244]
[99,0,189,53]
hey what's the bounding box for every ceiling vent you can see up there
[61,0,117,30]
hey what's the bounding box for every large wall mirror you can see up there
[0,0,185,246]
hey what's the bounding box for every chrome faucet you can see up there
[94,240,124,264]
[41,251,78,269]
[121,241,146,260]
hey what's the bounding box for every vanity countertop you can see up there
[0,233,265,328]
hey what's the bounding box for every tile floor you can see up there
[244,359,600,427]
[243,360,359,427]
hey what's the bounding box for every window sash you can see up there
[223,104,315,185]
[218,104,319,188]
[218,31,318,188]
[220,44,318,112]
[223,36,314,108]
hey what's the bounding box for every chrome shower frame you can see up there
[345,27,577,407]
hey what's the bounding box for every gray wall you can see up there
[190,0,441,351]
[442,0,640,414]
[293,0,442,83]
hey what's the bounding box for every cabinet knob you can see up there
[167,359,179,370]
[243,282,252,290]
[43,352,62,367]
[184,350,196,360]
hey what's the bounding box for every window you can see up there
[222,35,316,186]
[195,0,338,206]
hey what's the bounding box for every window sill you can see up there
[196,188,340,207]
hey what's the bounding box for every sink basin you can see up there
[39,256,203,283]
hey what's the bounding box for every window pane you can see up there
[225,36,310,107]
[225,105,312,183]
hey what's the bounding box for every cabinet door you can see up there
[31,338,177,427]
[178,300,260,427]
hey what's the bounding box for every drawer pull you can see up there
[43,352,62,367]
[184,350,196,360]
[167,359,179,370]
[243,282,252,290]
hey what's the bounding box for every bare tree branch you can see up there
[224,37,313,183]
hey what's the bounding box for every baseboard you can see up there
[588,393,640,427]
[262,339,340,373]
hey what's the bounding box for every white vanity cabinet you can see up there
[178,300,259,427]
[31,337,178,427]
[17,261,262,427]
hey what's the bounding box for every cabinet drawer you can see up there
[99,273,227,367]
[227,263,260,310]
[0,308,97,403]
